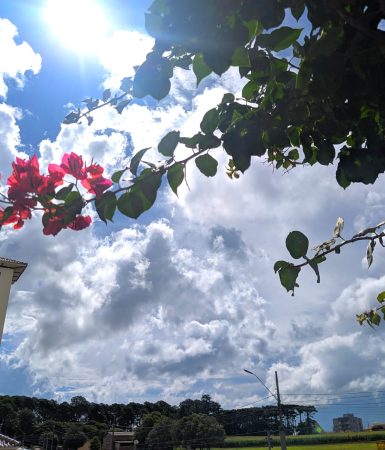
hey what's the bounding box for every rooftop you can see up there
[0,257,28,284]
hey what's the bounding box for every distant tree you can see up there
[146,418,174,450]
[17,407,36,435]
[90,436,101,450]
[135,412,165,446]
[63,427,87,450]
[172,414,225,450]
[70,396,90,422]
[40,431,59,450]
[178,395,222,418]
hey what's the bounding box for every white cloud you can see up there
[0,103,28,178]
[2,217,276,405]
[0,18,41,98]
[99,30,154,91]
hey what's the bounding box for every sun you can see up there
[44,0,110,54]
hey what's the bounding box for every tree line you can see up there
[0,394,317,448]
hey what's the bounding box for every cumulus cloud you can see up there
[1,218,275,404]
[0,18,41,98]
[99,30,154,91]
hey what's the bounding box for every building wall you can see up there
[102,433,135,450]
[333,414,363,432]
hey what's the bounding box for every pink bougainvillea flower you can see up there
[81,176,112,198]
[48,163,66,187]
[43,216,65,236]
[8,155,43,192]
[86,163,104,178]
[60,152,86,180]
[68,214,92,231]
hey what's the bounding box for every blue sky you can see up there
[0,0,385,433]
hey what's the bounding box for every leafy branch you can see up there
[275,217,385,327]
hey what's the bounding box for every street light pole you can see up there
[243,368,287,450]
[275,371,287,450]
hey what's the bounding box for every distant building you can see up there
[102,432,135,450]
[333,414,363,432]
[0,432,20,448]
[370,423,385,431]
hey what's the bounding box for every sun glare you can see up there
[44,0,110,54]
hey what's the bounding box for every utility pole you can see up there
[275,371,287,450]
[244,369,287,450]
[266,431,272,450]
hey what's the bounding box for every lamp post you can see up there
[243,369,287,450]
[0,257,27,344]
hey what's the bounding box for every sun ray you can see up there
[44,0,110,54]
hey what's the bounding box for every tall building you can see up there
[333,414,363,432]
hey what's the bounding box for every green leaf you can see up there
[120,77,132,92]
[200,108,219,135]
[65,191,82,207]
[316,140,335,165]
[145,11,164,38]
[371,311,381,326]
[221,93,235,105]
[167,163,185,196]
[195,154,218,177]
[117,171,162,219]
[279,265,301,293]
[116,100,130,114]
[63,111,80,125]
[286,230,309,259]
[112,169,128,184]
[274,260,289,273]
[291,4,305,21]
[179,133,202,149]
[308,258,321,283]
[95,192,117,223]
[256,27,303,52]
[103,88,111,102]
[242,81,259,100]
[63,192,83,223]
[193,54,212,86]
[56,184,74,201]
[288,149,300,160]
[117,191,143,219]
[198,134,221,150]
[367,240,376,268]
[158,130,180,157]
[232,47,250,67]
[377,291,385,303]
[130,147,151,176]
[287,127,301,147]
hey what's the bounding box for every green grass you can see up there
[223,432,385,447]
[217,443,380,450]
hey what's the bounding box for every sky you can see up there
[0,0,385,433]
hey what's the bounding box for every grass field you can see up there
[217,443,380,450]
[222,431,385,447]
[225,431,385,442]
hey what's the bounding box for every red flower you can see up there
[42,214,92,235]
[43,216,65,236]
[81,162,112,198]
[68,215,92,231]
[60,152,86,180]
[81,176,112,198]
[48,164,65,187]
[86,164,104,178]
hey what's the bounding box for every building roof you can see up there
[0,257,27,284]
